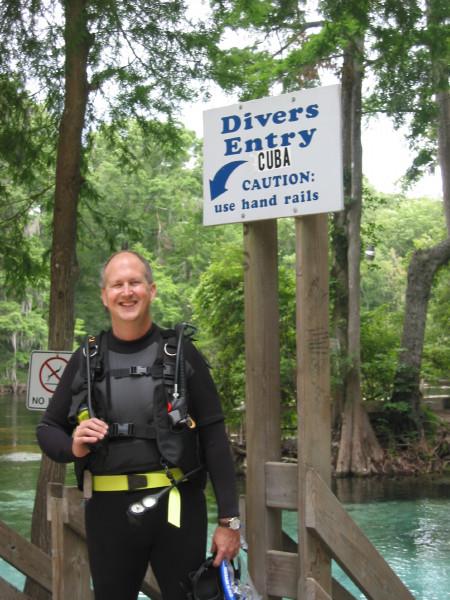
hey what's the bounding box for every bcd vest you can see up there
[69,329,203,485]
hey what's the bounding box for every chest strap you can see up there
[108,423,156,439]
[108,363,174,380]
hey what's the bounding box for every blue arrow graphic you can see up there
[209,160,247,200]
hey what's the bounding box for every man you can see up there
[37,250,240,600]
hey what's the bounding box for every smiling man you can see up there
[37,250,240,600]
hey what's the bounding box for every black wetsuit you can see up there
[37,324,238,600]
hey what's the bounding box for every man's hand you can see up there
[72,418,108,458]
[210,526,241,567]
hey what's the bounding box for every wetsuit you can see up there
[37,324,238,600]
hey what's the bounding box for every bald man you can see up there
[37,250,240,600]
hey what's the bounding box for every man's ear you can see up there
[101,288,108,308]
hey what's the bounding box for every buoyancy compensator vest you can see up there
[69,324,203,487]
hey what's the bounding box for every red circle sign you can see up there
[39,356,69,394]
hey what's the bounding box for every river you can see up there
[1,394,449,599]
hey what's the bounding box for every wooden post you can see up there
[296,214,332,598]
[48,484,93,600]
[244,220,282,599]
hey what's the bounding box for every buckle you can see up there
[129,366,148,376]
[127,474,148,490]
[109,422,134,437]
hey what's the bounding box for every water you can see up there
[1,394,450,599]
[282,477,450,599]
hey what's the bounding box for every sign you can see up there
[203,84,343,226]
[26,350,73,411]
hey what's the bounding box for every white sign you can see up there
[26,350,73,411]
[203,84,343,226]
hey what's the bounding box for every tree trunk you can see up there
[25,2,91,598]
[336,38,384,476]
[390,238,450,432]
[330,48,351,426]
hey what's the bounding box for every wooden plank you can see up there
[305,577,332,600]
[0,577,33,600]
[49,486,93,600]
[296,214,332,597]
[266,462,297,509]
[64,486,87,538]
[0,520,51,592]
[266,550,298,599]
[305,469,415,600]
[244,220,282,598]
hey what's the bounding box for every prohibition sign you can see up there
[39,355,69,394]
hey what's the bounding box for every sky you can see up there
[181,87,443,201]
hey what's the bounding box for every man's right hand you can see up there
[72,418,108,457]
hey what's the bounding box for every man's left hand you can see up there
[210,526,241,567]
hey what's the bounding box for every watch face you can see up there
[229,517,240,530]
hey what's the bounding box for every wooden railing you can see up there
[265,461,415,600]
[0,519,51,600]
[0,483,162,600]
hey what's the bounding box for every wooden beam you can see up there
[265,462,297,509]
[48,487,93,600]
[296,214,332,597]
[266,547,356,600]
[0,520,51,592]
[305,469,415,600]
[0,577,33,600]
[266,550,297,599]
[244,220,282,599]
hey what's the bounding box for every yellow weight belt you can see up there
[92,468,183,527]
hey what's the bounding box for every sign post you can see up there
[27,351,72,411]
[203,84,342,598]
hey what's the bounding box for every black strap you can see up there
[108,364,171,379]
[108,422,157,439]
[109,366,152,378]
[189,557,223,600]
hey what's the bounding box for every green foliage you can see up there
[192,238,297,432]
[360,306,402,402]
[0,299,48,383]
[368,0,449,182]
[192,242,245,421]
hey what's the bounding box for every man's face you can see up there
[101,253,156,331]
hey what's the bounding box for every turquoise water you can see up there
[1,394,450,599]
[282,484,450,599]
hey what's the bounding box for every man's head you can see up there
[100,250,153,287]
[100,251,157,339]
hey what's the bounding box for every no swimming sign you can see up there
[203,84,343,226]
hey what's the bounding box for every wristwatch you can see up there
[218,516,241,530]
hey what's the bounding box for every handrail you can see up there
[264,462,415,600]
[0,519,52,595]
[305,468,414,600]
